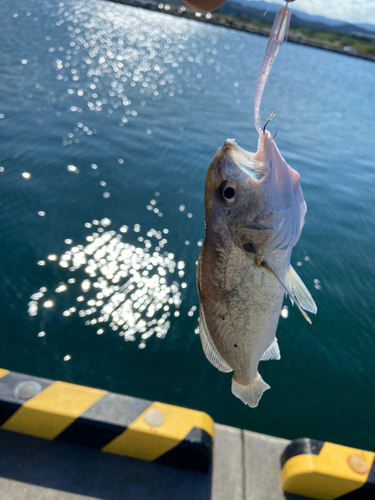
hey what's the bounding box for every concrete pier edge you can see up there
[0,368,373,499]
[0,368,213,473]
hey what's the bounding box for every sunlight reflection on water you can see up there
[27,0,249,150]
[28,216,187,349]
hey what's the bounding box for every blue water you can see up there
[1,0,375,451]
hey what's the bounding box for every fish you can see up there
[196,129,317,408]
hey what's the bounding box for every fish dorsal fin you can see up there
[285,266,317,314]
[260,337,281,361]
[262,261,315,324]
[199,306,233,373]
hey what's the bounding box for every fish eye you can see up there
[223,185,235,200]
[218,181,237,207]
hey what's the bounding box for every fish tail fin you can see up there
[231,373,270,408]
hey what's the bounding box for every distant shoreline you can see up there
[106,0,375,63]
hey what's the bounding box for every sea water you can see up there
[1,0,375,451]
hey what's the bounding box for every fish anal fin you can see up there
[262,260,314,325]
[285,266,317,314]
[260,338,280,361]
[199,306,232,373]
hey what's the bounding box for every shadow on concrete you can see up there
[0,429,212,500]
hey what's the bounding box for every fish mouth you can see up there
[222,139,270,181]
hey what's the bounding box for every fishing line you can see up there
[263,0,277,18]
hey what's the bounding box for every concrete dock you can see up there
[0,424,311,499]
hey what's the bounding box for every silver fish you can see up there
[197,130,317,408]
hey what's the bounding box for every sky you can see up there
[268,0,375,25]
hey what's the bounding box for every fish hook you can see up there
[263,112,275,133]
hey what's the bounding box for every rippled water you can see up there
[1,0,375,450]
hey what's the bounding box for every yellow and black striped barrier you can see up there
[0,368,214,472]
[281,437,375,499]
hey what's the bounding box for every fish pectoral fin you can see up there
[262,260,314,325]
[285,266,317,314]
[260,338,280,361]
[199,306,232,373]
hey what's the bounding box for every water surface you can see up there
[1,0,375,451]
